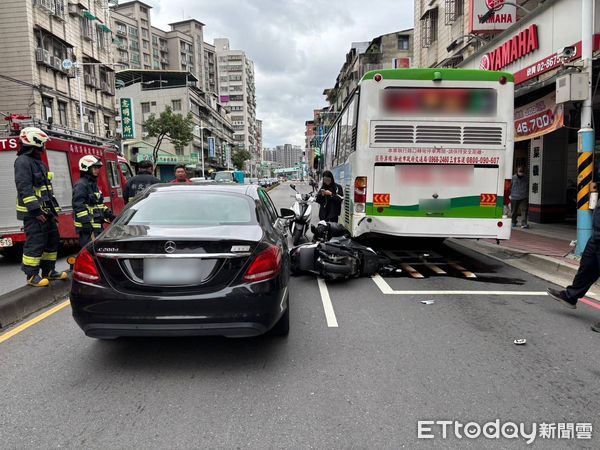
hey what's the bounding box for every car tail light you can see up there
[73,248,101,283]
[243,246,282,283]
[354,176,367,208]
[504,179,512,205]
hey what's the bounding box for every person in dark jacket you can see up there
[72,155,115,247]
[123,159,160,203]
[548,207,600,332]
[14,127,68,287]
[315,170,344,222]
[511,166,529,228]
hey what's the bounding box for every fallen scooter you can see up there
[290,224,390,281]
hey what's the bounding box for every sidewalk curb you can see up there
[0,281,70,330]
[447,238,580,280]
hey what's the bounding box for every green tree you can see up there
[232,148,251,170]
[144,106,194,167]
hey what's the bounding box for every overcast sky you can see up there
[145,0,414,148]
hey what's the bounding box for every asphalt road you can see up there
[1,182,599,449]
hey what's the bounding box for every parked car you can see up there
[70,184,295,339]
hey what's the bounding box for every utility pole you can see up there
[576,0,595,256]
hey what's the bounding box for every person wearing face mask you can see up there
[510,165,529,229]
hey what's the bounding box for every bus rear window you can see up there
[382,88,497,117]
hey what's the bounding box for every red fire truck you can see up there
[0,122,133,258]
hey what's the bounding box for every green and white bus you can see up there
[318,68,514,240]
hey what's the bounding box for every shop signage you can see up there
[208,137,215,158]
[120,98,135,139]
[514,92,564,142]
[470,0,517,34]
[480,24,539,71]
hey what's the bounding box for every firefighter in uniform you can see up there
[14,127,68,287]
[72,155,115,247]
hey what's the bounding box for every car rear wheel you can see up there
[269,304,289,337]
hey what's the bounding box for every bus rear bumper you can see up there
[354,216,511,240]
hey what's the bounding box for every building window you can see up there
[130,52,140,64]
[445,0,464,24]
[397,35,410,50]
[420,8,438,48]
[143,54,150,63]
[141,102,150,114]
[104,115,111,137]
[143,40,149,50]
[128,26,138,37]
[42,97,53,122]
[58,101,67,126]
[172,99,182,111]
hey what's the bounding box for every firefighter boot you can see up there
[27,275,49,287]
[43,270,69,281]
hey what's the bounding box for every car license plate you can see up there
[143,259,215,285]
[0,238,13,248]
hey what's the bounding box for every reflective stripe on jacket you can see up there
[14,150,60,220]
[72,173,112,230]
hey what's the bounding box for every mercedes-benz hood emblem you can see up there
[164,241,176,253]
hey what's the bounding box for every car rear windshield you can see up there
[121,192,256,226]
[214,172,234,182]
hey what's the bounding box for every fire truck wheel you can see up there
[0,243,24,262]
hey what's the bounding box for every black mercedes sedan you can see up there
[70,184,293,339]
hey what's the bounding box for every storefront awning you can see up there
[100,24,111,33]
[83,11,96,20]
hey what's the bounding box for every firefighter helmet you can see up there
[79,155,103,172]
[19,127,49,148]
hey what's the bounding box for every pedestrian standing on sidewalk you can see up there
[547,207,600,331]
[511,166,529,229]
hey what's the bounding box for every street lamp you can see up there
[446,34,488,53]
[479,2,532,23]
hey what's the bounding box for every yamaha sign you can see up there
[480,24,540,71]
[470,0,517,34]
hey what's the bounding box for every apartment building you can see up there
[0,0,117,138]
[116,70,234,180]
[324,29,414,111]
[110,1,219,95]
[214,38,257,157]
[276,144,302,168]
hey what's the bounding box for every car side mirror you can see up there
[280,208,295,220]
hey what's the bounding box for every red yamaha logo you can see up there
[480,54,491,70]
[485,0,505,10]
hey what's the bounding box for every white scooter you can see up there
[289,183,317,245]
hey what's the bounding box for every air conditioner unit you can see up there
[68,2,81,16]
[84,121,96,134]
[35,48,51,66]
[51,56,63,71]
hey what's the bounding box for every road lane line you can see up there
[0,299,71,344]
[317,278,338,327]
[371,275,548,296]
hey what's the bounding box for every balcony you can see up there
[101,81,115,96]
[116,29,127,37]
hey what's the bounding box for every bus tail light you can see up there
[504,179,512,205]
[355,177,367,212]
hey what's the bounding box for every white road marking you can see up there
[317,278,339,327]
[371,274,549,296]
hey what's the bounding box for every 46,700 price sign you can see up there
[514,92,564,142]
[515,109,555,137]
